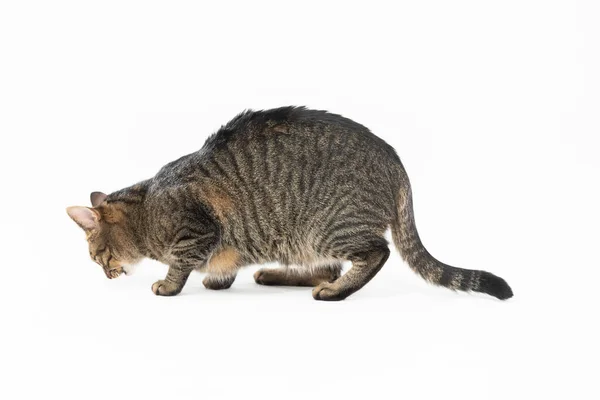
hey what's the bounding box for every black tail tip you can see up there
[477,271,513,300]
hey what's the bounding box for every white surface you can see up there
[1,1,599,399]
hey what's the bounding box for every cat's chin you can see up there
[121,263,137,276]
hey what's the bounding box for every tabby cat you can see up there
[67,107,513,301]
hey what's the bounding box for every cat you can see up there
[67,106,513,301]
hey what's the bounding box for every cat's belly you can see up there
[233,233,339,268]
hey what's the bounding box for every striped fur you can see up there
[391,182,513,300]
[67,106,512,300]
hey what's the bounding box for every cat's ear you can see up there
[66,206,100,231]
[90,191,107,207]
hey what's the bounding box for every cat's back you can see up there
[198,106,402,209]
[202,106,400,162]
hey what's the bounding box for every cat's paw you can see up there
[151,279,182,296]
[254,269,278,285]
[203,275,234,290]
[253,269,266,284]
[312,282,346,301]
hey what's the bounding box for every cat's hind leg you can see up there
[254,263,342,287]
[312,234,390,301]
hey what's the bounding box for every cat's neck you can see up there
[105,180,150,206]
[105,180,153,259]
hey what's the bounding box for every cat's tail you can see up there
[390,176,513,300]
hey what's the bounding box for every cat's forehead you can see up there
[86,225,107,243]
[87,231,102,244]
[96,203,126,224]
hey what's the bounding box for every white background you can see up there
[1,1,598,399]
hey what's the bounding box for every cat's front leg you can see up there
[151,219,220,296]
[152,263,194,296]
[202,247,242,290]
[202,274,236,290]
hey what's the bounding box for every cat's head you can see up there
[67,192,142,279]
